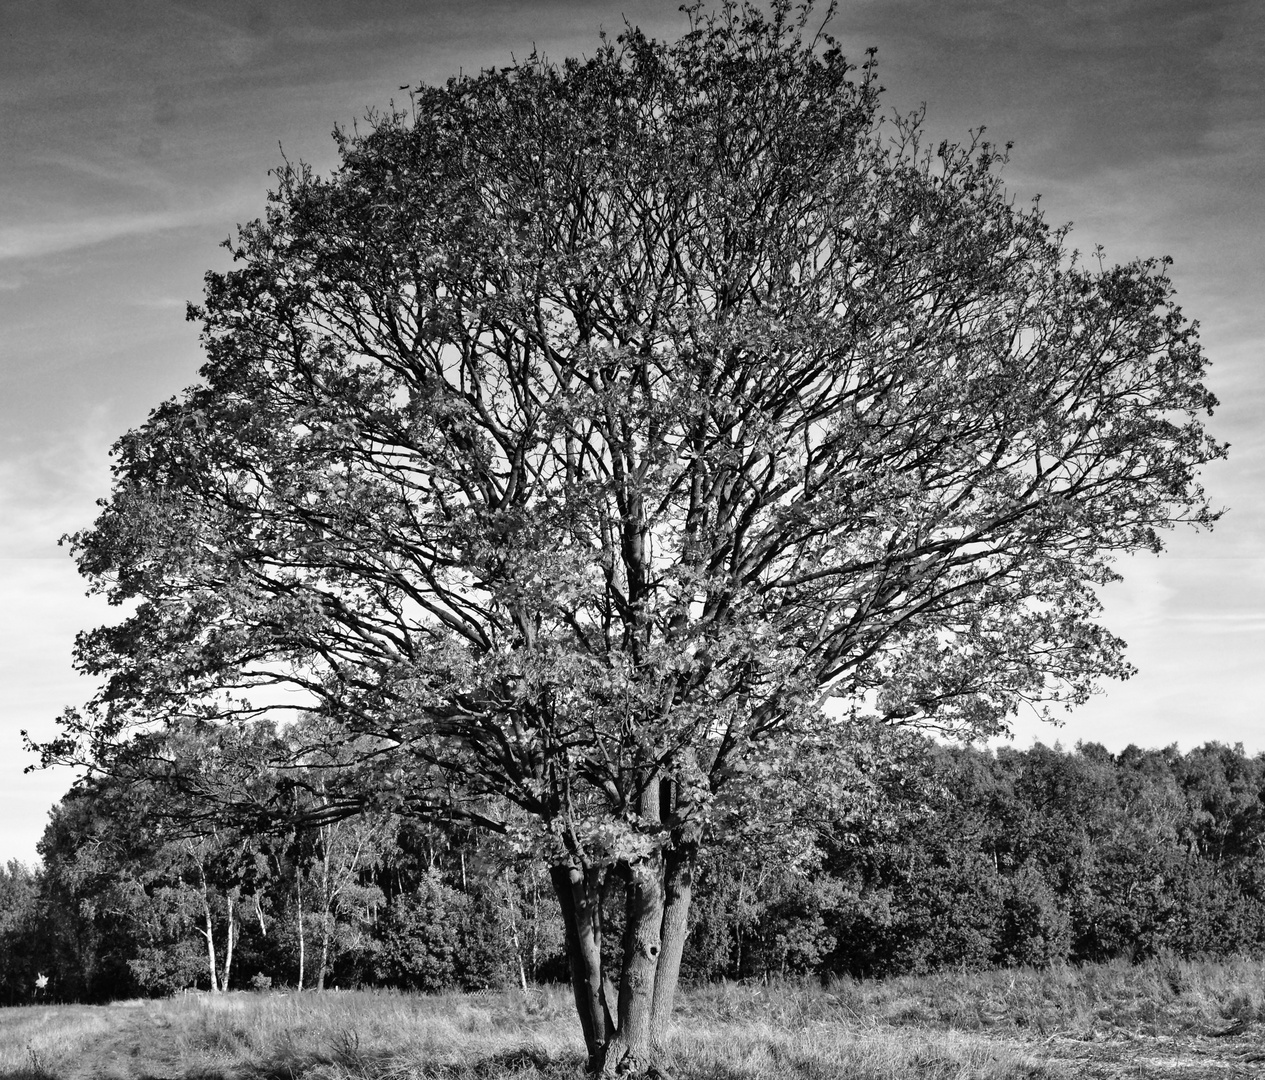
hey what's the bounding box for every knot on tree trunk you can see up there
[636,930,661,960]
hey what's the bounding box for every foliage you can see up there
[33,0,1223,1067]
[818,740,1265,976]
[370,869,463,992]
[16,738,1265,1003]
[44,0,1222,822]
[0,860,41,1006]
[21,767,568,1002]
[35,788,148,1002]
[127,929,205,997]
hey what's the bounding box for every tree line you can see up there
[5,736,1265,1004]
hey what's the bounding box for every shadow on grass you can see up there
[0,1049,586,1080]
[0,1054,61,1080]
[243,1045,586,1080]
[431,1047,585,1078]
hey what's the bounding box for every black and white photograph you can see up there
[1,1,1262,1076]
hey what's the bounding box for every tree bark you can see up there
[550,863,612,1070]
[318,910,330,991]
[222,892,237,992]
[601,856,667,1077]
[296,873,306,990]
[552,778,698,1077]
[505,877,529,993]
[650,838,697,1058]
[317,829,331,990]
[193,853,220,994]
[530,868,541,978]
[202,903,219,993]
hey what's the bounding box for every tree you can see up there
[0,860,42,1005]
[370,868,464,992]
[301,810,388,990]
[35,783,149,1002]
[40,1,1222,1073]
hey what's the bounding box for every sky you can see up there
[2,0,1262,865]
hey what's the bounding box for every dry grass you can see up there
[685,953,1265,1037]
[3,957,1264,1079]
[0,988,580,1080]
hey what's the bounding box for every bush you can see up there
[995,866,1072,967]
[371,869,463,991]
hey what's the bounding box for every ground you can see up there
[1034,1028,1265,1079]
[2,958,1263,1079]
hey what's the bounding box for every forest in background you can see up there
[4,736,1265,1006]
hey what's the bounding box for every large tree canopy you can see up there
[43,1,1222,1073]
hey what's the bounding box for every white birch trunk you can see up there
[296,873,306,990]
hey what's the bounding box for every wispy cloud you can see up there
[0,207,216,263]
[0,406,116,558]
[1176,612,1265,633]
[846,0,1250,175]
[127,294,191,312]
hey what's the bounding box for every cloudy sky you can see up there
[2,0,1262,864]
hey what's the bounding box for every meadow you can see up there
[3,957,1264,1080]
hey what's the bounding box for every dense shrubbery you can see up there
[5,738,1265,1002]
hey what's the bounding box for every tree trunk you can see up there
[222,893,237,991]
[296,873,306,990]
[650,838,697,1057]
[193,853,221,994]
[530,867,540,979]
[553,774,699,1077]
[600,855,667,1077]
[317,829,331,990]
[550,864,612,1070]
[202,903,219,993]
[317,910,331,990]
[505,877,529,993]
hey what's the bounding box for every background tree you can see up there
[35,783,151,1002]
[300,812,388,990]
[40,1,1222,1073]
[0,860,42,1005]
[24,737,1265,1002]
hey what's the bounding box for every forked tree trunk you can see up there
[193,857,220,994]
[553,772,700,1077]
[553,844,697,1078]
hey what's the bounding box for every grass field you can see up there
[3,956,1264,1079]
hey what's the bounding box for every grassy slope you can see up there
[3,957,1264,1079]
